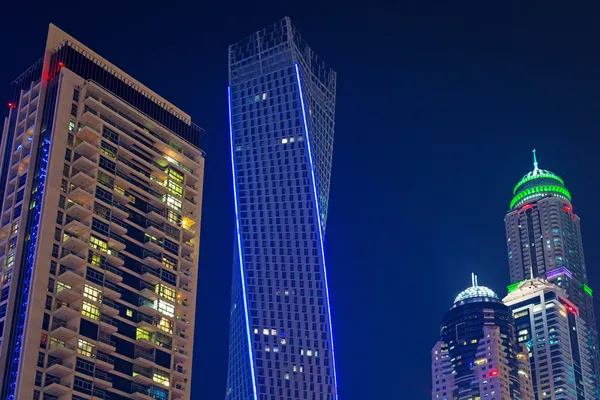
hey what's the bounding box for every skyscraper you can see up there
[0,25,204,399]
[505,150,599,396]
[431,275,534,400]
[226,18,338,400]
[504,277,596,399]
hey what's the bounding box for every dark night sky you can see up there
[2,2,600,399]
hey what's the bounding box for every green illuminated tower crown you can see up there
[510,149,571,209]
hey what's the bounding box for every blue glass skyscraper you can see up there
[226,18,338,400]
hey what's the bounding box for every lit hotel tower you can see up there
[226,18,338,400]
[505,150,599,397]
[0,25,204,399]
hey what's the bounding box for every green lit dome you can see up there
[510,150,571,210]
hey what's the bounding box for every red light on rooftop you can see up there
[563,206,572,213]
[58,62,65,67]
[521,204,533,212]
[488,369,499,377]
[7,102,16,109]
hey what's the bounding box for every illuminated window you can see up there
[157,317,173,334]
[164,179,183,197]
[163,194,182,212]
[77,339,95,358]
[153,371,170,387]
[82,301,100,320]
[3,268,12,284]
[167,167,183,183]
[68,119,76,132]
[10,220,19,235]
[155,284,175,302]
[50,337,64,349]
[126,309,133,317]
[262,92,267,100]
[154,299,174,317]
[90,236,107,253]
[83,285,102,303]
[271,329,277,335]
[162,255,176,270]
[136,328,151,341]
[263,329,269,335]
[56,281,72,293]
[282,138,288,144]
[5,253,15,269]
[167,210,181,225]
[90,252,102,268]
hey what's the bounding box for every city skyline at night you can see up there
[1,3,600,399]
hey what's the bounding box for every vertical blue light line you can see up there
[228,85,258,400]
[294,62,339,399]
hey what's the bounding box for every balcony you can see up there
[141,266,161,285]
[70,169,96,188]
[64,216,91,237]
[143,237,162,254]
[53,301,81,321]
[145,221,165,240]
[131,383,153,400]
[61,232,88,254]
[140,281,158,301]
[174,330,190,345]
[45,358,74,378]
[181,240,194,256]
[48,340,76,359]
[180,255,194,269]
[132,365,153,385]
[104,263,123,283]
[142,252,162,270]
[106,249,124,267]
[59,250,86,270]
[66,199,93,220]
[181,225,195,241]
[50,318,78,341]
[137,314,160,333]
[55,284,82,304]
[173,346,189,362]
[79,112,102,135]
[109,234,126,252]
[110,217,128,236]
[174,315,190,331]
[56,267,84,286]
[93,369,113,389]
[72,153,98,172]
[172,365,187,381]
[43,375,72,397]
[111,202,129,220]
[96,350,115,371]
[97,332,116,353]
[101,298,120,317]
[133,348,156,369]
[103,281,121,300]
[138,298,161,317]
[99,315,118,334]
[74,138,99,160]
[172,383,186,398]
[178,269,193,285]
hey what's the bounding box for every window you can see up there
[15,189,24,203]
[83,285,102,303]
[162,255,176,270]
[167,209,181,225]
[154,299,174,317]
[157,317,173,334]
[82,301,100,320]
[153,371,170,387]
[97,171,114,188]
[73,89,80,102]
[10,220,19,235]
[155,284,175,302]
[165,179,183,197]
[90,236,108,252]
[13,205,22,218]
[163,194,182,212]
[167,167,183,183]
[69,119,76,132]
[3,268,12,284]
[136,328,151,341]
[5,253,14,269]
[89,252,104,268]
[100,141,117,159]
[56,281,72,293]
[8,237,16,251]
[126,309,133,317]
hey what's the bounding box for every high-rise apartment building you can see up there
[505,150,599,397]
[226,18,338,400]
[504,277,596,399]
[0,25,204,400]
[432,275,534,400]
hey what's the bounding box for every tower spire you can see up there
[471,272,478,287]
[533,148,539,171]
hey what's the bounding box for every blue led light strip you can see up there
[294,62,340,399]
[227,85,258,400]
